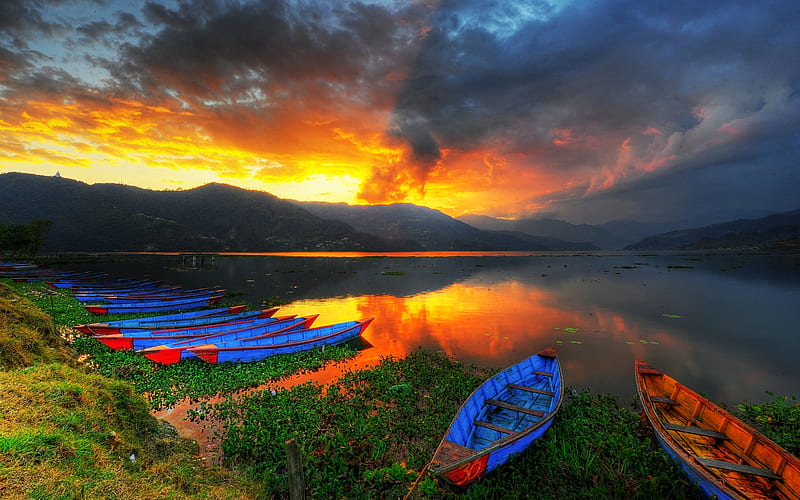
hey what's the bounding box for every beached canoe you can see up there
[429,347,564,487]
[93,315,304,351]
[187,317,374,364]
[77,288,224,304]
[75,307,275,335]
[139,314,319,364]
[83,295,223,314]
[72,286,181,302]
[635,360,800,500]
[72,305,250,334]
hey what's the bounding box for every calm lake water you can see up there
[63,251,800,405]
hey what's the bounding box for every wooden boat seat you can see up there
[436,440,476,463]
[506,383,555,397]
[663,422,728,440]
[486,399,546,417]
[533,370,553,377]
[474,420,517,435]
[651,396,678,405]
[695,457,781,480]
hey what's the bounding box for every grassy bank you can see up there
[3,279,798,498]
[0,281,262,499]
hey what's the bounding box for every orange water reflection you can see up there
[271,280,661,394]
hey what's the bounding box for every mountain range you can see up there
[1,172,797,252]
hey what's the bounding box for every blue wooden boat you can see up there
[0,262,38,272]
[429,347,563,487]
[78,287,223,304]
[187,317,375,364]
[77,307,277,335]
[636,360,800,500]
[84,294,223,314]
[46,274,125,288]
[70,281,166,294]
[72,305,250,334]
[139,315,320,364]
[93,315,306,351]
[73,286,181,302]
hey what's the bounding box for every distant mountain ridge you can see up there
[2,172,796,252]
[625,210,800,250]
[0,173,591,252]
[299,201,597,251]
[0,173,393,252]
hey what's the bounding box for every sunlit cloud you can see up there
[1,0,798,223]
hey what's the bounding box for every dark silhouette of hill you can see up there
[7,172,792,252]
[459,214,621,249]
[299,202,597,251]
[0,173,399,252]
[625,210,800,250]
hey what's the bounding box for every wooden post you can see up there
[286,438,305,500]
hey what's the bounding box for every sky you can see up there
[1,0,798,224]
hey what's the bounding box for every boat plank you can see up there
[436,440,475,464]
[486,399,546,417]
[663,422,728,440]
[474,420,517,435]
[651,396,678,405]
[507,383,554,396]
[695,457,781,480]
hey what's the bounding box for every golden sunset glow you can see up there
[1,0,797,223]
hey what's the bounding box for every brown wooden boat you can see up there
[635,360,800,499]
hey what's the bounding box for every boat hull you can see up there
[94,315,300,351]
[635,360,800,500]
[84,295,222,314]
[188,318,374,364]
[139,315,319,364]
[430,347,564,486]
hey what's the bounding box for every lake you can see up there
[62,251,800,406]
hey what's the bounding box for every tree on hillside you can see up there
[28,219,53,257]
[0,220,54,257]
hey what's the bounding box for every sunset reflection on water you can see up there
[72,252,800,405]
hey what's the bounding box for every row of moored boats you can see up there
[1,265,373,365]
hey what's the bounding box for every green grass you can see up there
[0,363,260,499]
[70,335,357,410]
[738,393,800,456]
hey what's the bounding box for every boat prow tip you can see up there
[537,347,558,358]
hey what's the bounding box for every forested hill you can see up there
[0,173,397,252]
[625,210,800,250]
[0,172,588,252]
[7,172,793,253]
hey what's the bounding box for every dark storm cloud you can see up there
[0,0,65,39]
[394,0,798,154]
[75,12,144,43]
[383,0,800,219]
[109,0,426,105]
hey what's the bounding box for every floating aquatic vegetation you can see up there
[662,314,681,318]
